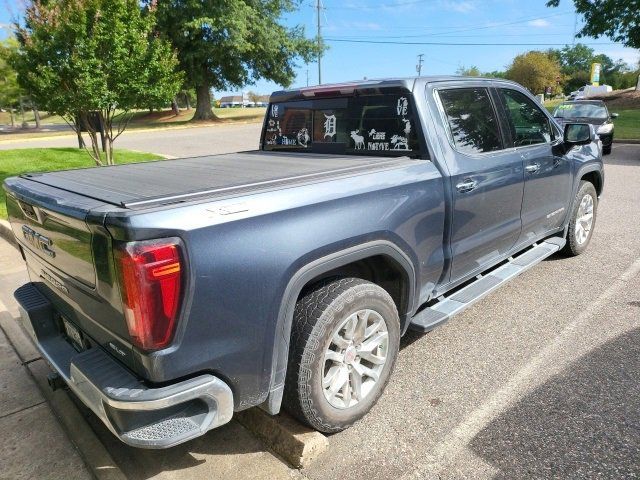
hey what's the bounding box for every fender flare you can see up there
[561,163,603,231]
[261,240,417,414]
[575,163,603,196]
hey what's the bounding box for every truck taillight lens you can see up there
[114,239,183,351]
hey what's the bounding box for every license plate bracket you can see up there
[62,317,84,351]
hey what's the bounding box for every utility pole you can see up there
[306,68,309,87]
[317,0,323,85]
[416,54,424,77]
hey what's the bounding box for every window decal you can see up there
[350,130,365,150]
[323,114,337,140]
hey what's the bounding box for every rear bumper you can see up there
[14,283,234,449]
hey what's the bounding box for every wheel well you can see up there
[297,255,410,320]
[581,171,602,196]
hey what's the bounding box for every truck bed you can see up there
[19,151,413,209]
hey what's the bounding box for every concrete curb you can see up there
[0,305,126,480]
[236,408,329,468]
[0,219,17,249]
[615,139,640,144]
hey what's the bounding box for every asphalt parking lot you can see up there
[0,143,638,479]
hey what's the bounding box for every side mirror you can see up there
[563,123,594,146]
[610,112,619,119]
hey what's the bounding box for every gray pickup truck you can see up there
[4,77,603,449]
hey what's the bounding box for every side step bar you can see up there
[409,236,566,332]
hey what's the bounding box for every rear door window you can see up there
[263,94,421,157]
[438,88,503,155]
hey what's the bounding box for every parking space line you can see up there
[402,256,640,479]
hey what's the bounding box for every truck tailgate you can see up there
[4,177,135,366]
[19,151,409,208]
[5,179,102,288]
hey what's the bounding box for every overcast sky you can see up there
[2,0,639,98]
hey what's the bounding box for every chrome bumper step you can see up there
[409,237,565,333]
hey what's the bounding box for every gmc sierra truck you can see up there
[4,77,603,448]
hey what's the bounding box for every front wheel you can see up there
[283,277,400,433]
[562,181,597,256]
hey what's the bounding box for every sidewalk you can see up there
[0,236,122,480]
[0,315,93,479]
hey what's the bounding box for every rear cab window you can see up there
[263,94,423,158]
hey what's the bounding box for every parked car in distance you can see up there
[4,76,604,449]
[553,100,617,155]
[569,84,612,100]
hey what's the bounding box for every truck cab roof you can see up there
[269,76,523,103]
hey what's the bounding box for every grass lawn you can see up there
[0,147,164,219]
[610,109,640,140]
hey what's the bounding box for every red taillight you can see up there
[114,239,183,351]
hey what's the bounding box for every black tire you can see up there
[562,180,597,256]
[603,144,612,155]
[283,277,400,433]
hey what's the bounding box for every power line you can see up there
[322,0,434,10]
[324,38,617,46]
[331,32,577,40]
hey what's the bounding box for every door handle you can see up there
[456,179,477,193]
[525,163,540,174]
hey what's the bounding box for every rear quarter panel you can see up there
[106,161,445,409]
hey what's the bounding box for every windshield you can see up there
[262,94,422,157]
[554,103,608,119]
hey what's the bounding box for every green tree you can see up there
[547,43,634,92]
[547,0,640,48]
[0,38,22,126]
[506,51,561,94]
[485,70,508,79]
[557,43,595,74]
[12,0,182,165]
[150,1,320,121]
[456,65,481,77]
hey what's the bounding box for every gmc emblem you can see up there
[22,225,55,257]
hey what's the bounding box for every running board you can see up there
[409,236,566,333]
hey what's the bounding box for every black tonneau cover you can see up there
[20,151,411,209]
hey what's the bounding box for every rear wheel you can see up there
[283,277,400,433]
[603,144,612,155]
[562,180,597,256]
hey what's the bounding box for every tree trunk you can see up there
[76,130,85,149]
[105,137,114,165]
[193,84,217,120]
[185,92,191,110]
[9,109,15,127]
[79,112,103,166]
[171,97,180,116]
[74,114,85,148]
[33,107,41,129]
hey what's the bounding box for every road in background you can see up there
[0,122,263,158]
[0,143,638,479]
